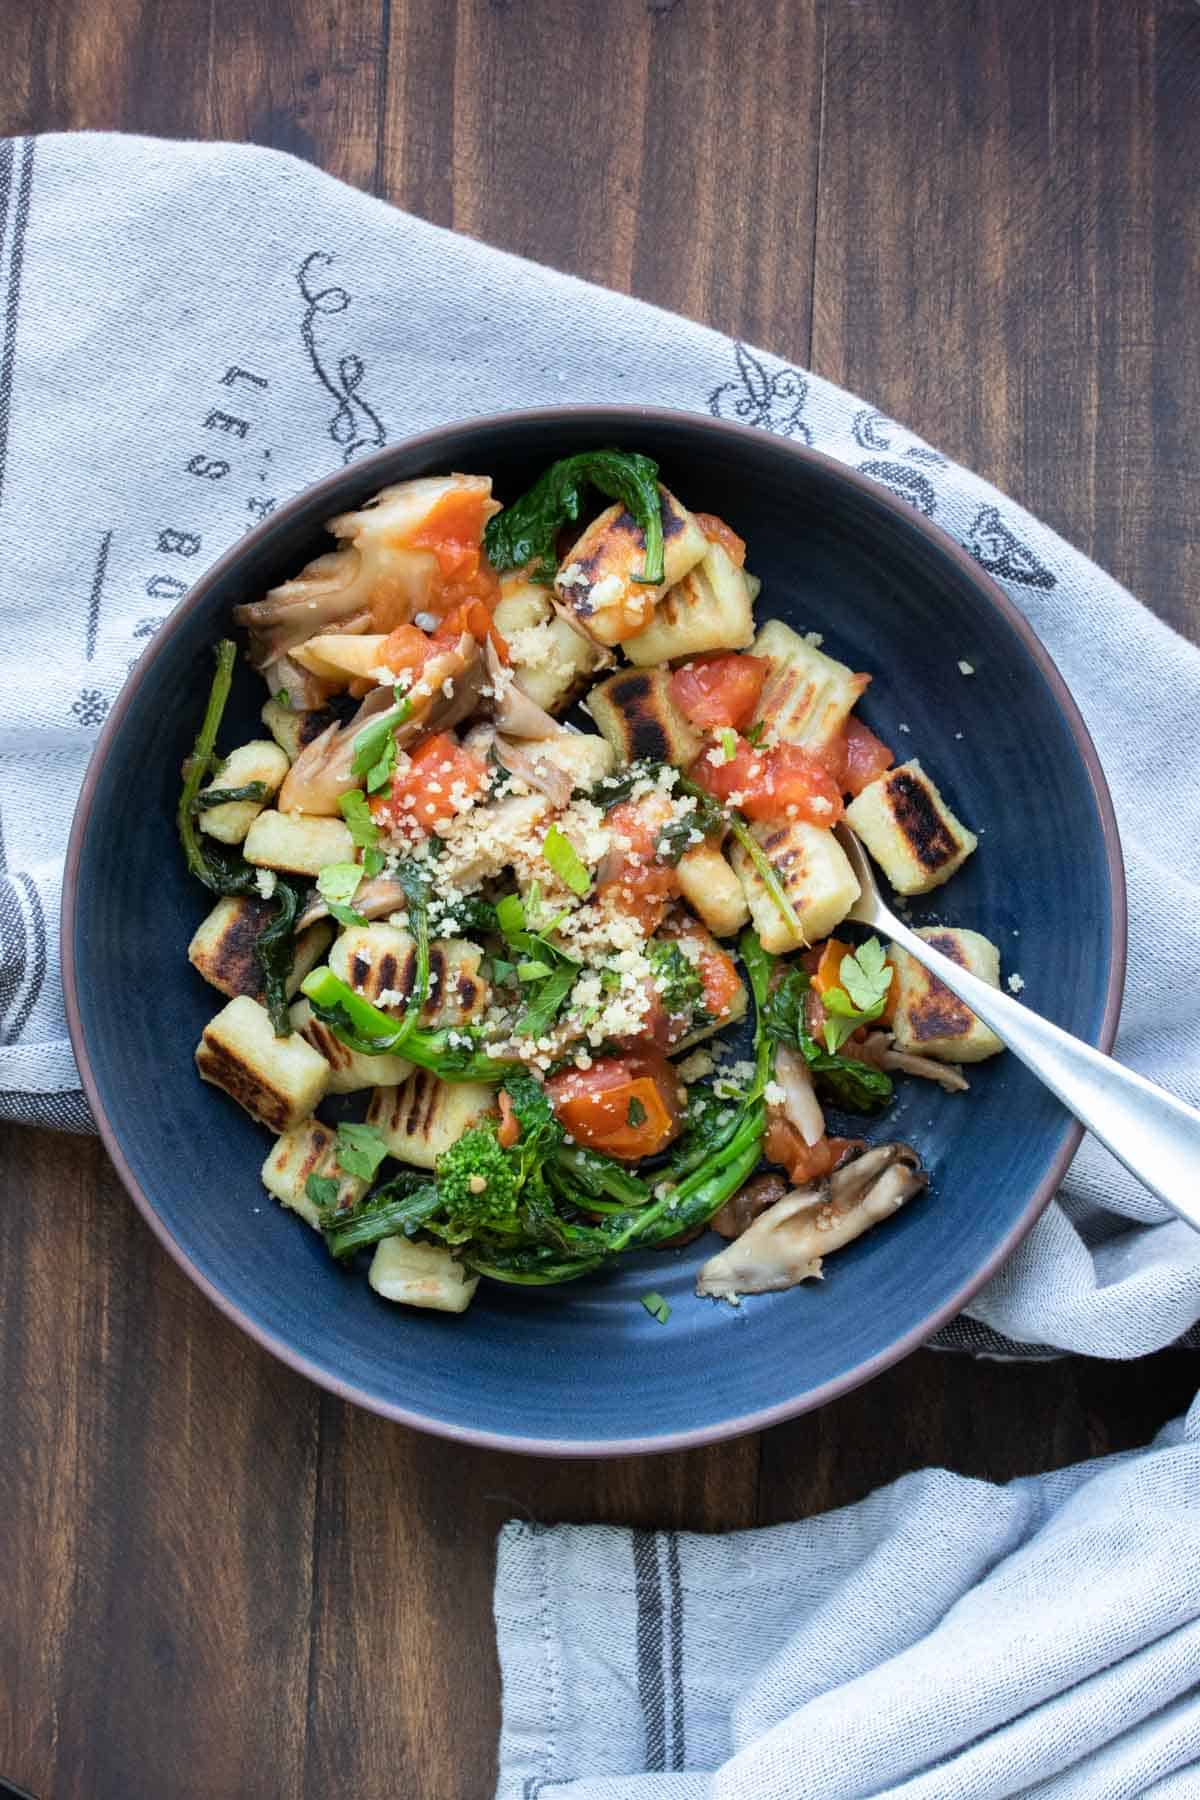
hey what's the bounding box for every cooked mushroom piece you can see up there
[277,635,484,815]
[485,639,563,739]
[295,875,409,934]
[773,1042,825,1147]
[492,736,574,809]
[234,472,498,680]
[696,1144,927,1298]
[710,1172,790,1240]
[856,1030,970,1094]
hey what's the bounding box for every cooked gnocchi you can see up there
[180,448,1006,1318]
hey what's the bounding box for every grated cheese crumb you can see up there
[254,868,277,900]
[958,660,975,676]
[1007,973,1025,994]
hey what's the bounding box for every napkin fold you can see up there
[495,1394,1200,1798]
[1,130,1198,1370]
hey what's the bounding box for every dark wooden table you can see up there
[3,5,1198,1796]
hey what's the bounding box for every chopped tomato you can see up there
[690,737,844,827]
[410,483,496,555]
[615,981,674,1052]
[405,490,502,617]
[547,1052,685,1161]
[596,795,680,934]
[497,1091,521,1149]
[843,718,894,795]
[692,512,747,567]
[812,938,853,999]
[669,653,769,731]
[693,941,743,1018]
[620,937,742,1051]
[369,731,488,834]
[764,1117,865,1185]
[435,598,510,663]
[381,623,441,676]
[817,717,894,797]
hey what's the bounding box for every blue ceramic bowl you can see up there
[63,409,1124,1454]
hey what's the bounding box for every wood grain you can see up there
[2,5,1197,1797]
[811,0,1200,638]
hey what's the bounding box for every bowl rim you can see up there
[61,404,1128,1456]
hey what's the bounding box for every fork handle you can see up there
[883,919,1200,1231]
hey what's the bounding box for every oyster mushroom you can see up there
[710,1172,790,1240]
[857,1030,970,1095]
[485,638,563,739]
[696,1144,927,1298]
[773,1042,825,1147]
[277,635,483,816]
[295,876,410,934]
[235,472,499,681]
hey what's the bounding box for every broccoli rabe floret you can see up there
[435,1124,522,1241]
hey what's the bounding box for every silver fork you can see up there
[835,823,1200,1230]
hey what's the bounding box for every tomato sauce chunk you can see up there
[669,654,769,731]
[370,730,488,834]
[690,737,844,827]
[547,1051,685,1161]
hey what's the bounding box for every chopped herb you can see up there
[750,933,893,1111]
[496,893,526,937]
[627,1096,647,1127]
[640,1291,671,1324]
[484,449,665,586]
[656,786,725,866]
[351,698,412,793]
[647,940,705,1016]
[820,939,893,1053]
[275,688,290,706]
[305,1174,340,1213]
[339,788,381,849]
[745,721,766,747]
[518,963,577,1038]
[542,824,591,896]
[361,846,387,879]
[517,959,554,982]
[317,861,367,929]
[334,1122,390,1183]
[718,727,738,761]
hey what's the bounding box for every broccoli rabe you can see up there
[436,1125,524,1241]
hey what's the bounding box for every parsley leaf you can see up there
[351,699,412,793]
[339,788,380,848]
[640,1291,671,1324]
[820,939,893,1053]
[627,1096,647,1127]
[305,1173,340,1214]
[334,1122,390,1183]
[317,861,368,929]
[542,824,591,895]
